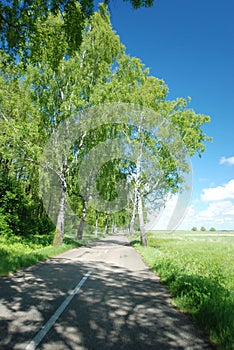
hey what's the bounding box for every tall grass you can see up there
[0,229,109,277]
[131,231,234,350]
[0,233,83,277]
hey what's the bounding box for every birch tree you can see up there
[29,5,124,245]
[1,4,211,247]
[90,52,211,245]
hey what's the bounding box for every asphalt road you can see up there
[0,233,213,350]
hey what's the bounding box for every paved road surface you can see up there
[0,233,213,349]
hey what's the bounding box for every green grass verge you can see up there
[130,231,234,350]
[0,233,85,277]
[0,230,109,277]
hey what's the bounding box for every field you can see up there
[131,231,234,350]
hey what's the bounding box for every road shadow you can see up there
[85,234,131,249]
[0,256,214,349]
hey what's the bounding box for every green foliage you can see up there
[131,231,234,349]
[0,0,153,58]
[0,172,54,236]
[29,14,68,69]
[0,210,13,236]
[210,227,216,231]
[200,226,206,231]
[0,0,93,57]
[63,1,85,56]
[0,4,211,246]
[192,227,197,231]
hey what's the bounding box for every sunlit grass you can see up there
[0,233,82,277]
[130,230,234,350]
[0,228,110,277]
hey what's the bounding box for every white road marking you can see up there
[26,271,92,350]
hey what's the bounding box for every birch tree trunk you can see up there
[136,142,148,246]
[104,215,109,235]
[129,186,137,234]
[77,200,88,240]
[137,189,147,246]
[53,183,66,246]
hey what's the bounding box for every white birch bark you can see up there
[135,130,148,246]
[53,180,66,245]
[129,186,137,235]
[77,200,88,240]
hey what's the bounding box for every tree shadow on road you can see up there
[0,255,214,349]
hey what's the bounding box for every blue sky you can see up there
[107,0,234,230]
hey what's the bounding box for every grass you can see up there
[130,230,234,350]
[0,233,81,277]
[0,230,106,277]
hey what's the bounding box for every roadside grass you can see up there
[0,230,106,277]
[0,233,80,277]
[130,231,234,350]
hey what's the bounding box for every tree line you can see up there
[0,2,211,246]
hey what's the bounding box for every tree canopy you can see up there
[0,3,211,246]
[0,0,154,58]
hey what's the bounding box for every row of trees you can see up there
[192,227,216,232]
[0,3,211,246]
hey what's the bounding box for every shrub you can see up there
[0,211,12,236]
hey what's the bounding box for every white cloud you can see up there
[201,179,234,202]
[197,201,234,219]
[178,200,234,230]
[148,197,234,231]
[220,156,234,166]
[146,180,234,231]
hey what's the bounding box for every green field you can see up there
[131,231,234,350]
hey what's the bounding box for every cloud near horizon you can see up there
[187,200,234,229]
[148,194,234,231]
[149,179,234,230]
[219,156,234,166]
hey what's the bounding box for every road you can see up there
[0,233,213,350]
